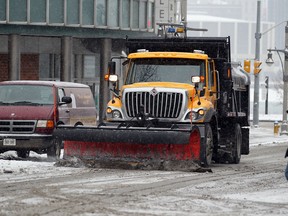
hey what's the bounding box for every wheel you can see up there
[230,123,242,164]
[17,150,30,158]
[47,139,62,159]
[201,123,214,167]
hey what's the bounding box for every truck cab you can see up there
[106,50,219,126]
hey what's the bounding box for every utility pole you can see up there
[283,21,288,121]
[253,0,261,127]
[265,76,269,114]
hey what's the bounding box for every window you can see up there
[96,0,106,26]
[84,55,96,78]
[139,0,147,29]
[147,1,154,29]
[237,23,249,54]
[126,58,205,84]
[30,0,46,23]
[67,0,80,25]
[107,0,119,27]
[9,0,27,22]
[0,0,6,21]
[49,0,64,24]
[82,0,94,25]
[121,0,130,28]
[132,0,139,29]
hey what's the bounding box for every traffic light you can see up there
[244,59,251,73]
[254,60,262,74]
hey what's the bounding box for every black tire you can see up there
[17,150,30,158]
[47,139,61,159]
[201,123,214,167]
[230,123,242,164]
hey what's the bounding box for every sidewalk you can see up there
[250,121,288,146]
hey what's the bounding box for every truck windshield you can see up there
[126,58,205,84]
[0,85,54,105]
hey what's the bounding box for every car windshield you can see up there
[126,58,205,84]
[0,85,54,105]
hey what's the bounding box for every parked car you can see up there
[0,80,97,159]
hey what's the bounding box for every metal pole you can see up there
[265,76,269,114]
[253,0,261,127]
[283,21,288,122]
[99,38,112,124]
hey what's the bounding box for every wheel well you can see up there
[74,122,84,127]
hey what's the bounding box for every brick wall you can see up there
[0,54,39,81]
[0,54,8,81]
[21,54,39,80]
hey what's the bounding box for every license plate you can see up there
[3,138,16,146]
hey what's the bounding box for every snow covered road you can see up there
[0,122,288,216]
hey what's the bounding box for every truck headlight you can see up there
[112,110,122,119]
[185,109,205,121]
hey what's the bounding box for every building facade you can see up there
[0,0,186,119]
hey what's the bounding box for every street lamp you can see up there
[252,0,288,127]
[266,46,288,135]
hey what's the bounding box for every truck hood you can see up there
[0,105,54,120]
[123,82,196,91]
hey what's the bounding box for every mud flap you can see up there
[241,127,249,155]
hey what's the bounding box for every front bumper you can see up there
[0,133,53,151]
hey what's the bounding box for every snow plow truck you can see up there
[55,27,250,168]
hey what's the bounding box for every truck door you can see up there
[207,60,218,108]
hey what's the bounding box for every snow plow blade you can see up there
[54,124,204,162]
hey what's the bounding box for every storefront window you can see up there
[96,0,106,26]
[107,0,119,27]
[9,0,27,22]
[67,0,80,25]
[121,0,130,28]
[82,0,94,25]
[49,0,64,24]
[132,0,139,29]
[0,0,6,21]
[30,0,46,23]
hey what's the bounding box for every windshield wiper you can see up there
[0,102,11,105]
[10,101,42,106]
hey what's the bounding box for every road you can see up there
[0,123,288,216]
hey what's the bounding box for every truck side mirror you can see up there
[108,61,116,75]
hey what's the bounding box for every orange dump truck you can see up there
[55,36,250,167]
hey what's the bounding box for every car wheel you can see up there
[17,150,30,158]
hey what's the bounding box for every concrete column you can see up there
[8,34,20,80]
[75,54,83,83]
[99,38,112,124]
[61,36,73,82]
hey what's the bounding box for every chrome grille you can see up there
[124,91,183,118]
[0,120,36,133]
